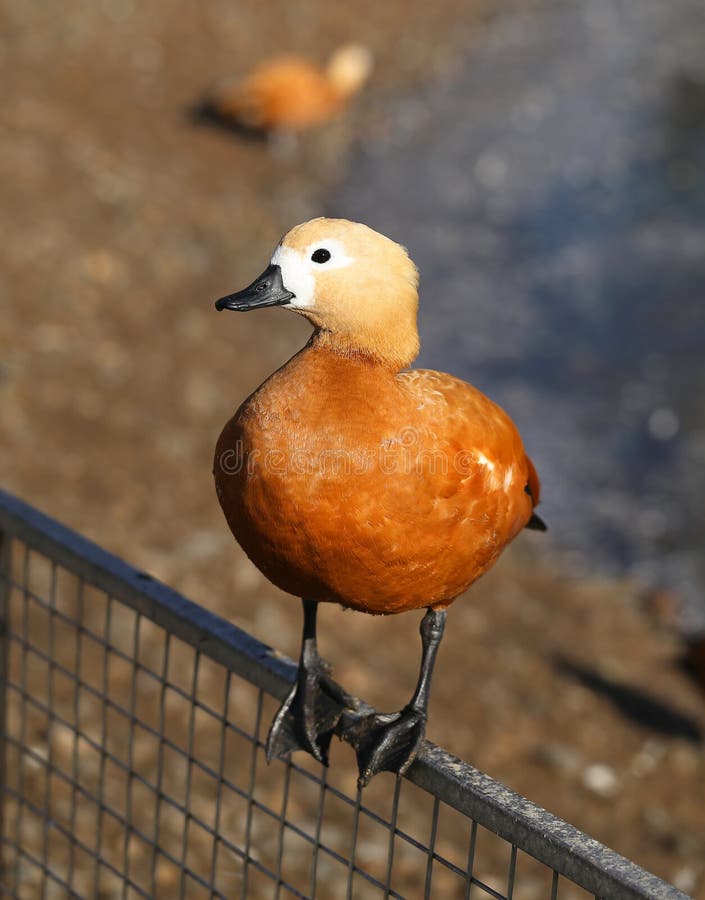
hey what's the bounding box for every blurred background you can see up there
[1,0,704,894]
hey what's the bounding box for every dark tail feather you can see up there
[526,512,547,532]
[187,99,267,141]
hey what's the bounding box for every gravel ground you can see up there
[1,0,704,896]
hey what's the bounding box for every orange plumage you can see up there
[216,350,536,613]
[209,44,373,132]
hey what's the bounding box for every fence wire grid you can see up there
[0,489,690,900]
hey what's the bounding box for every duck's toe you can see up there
[266,669,354,766]
[345,707,426,789]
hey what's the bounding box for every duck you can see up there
[213,218,545,786]
[204,44,373,133]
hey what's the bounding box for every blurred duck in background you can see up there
[200,43,373,134]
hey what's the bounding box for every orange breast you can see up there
[214,347,537,614]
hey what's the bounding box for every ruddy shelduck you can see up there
[214,218,545,785]
[206,44,372,133]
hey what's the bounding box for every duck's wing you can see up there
[397,368,544,531]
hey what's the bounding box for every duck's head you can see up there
[216,218,420,369]
[325,44,374,99]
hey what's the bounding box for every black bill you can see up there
[215,263,294,311]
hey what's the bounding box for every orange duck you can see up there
[214,218,545,785]
[206,44,372,133]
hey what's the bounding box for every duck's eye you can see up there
[311,248,331,264]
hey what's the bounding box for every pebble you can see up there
[581,763,620,797]
[534,741,583,775]
[643,805,672,837]
[630,739,666,778]
[180,529,228,561]
[672,866,697,894]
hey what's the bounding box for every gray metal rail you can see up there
[0,489,690,899]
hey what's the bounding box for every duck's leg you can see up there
[347,607,446,788]
[267,598,354,766]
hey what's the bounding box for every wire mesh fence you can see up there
[0,489,690,899]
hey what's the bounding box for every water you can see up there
[329,0,705,631]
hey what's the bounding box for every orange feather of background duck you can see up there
[207,44,373,132]
[214,218,545,786]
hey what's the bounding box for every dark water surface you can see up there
[329,0,705,631]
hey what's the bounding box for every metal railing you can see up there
[0,488,689,899]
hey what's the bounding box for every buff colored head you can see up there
[325,44,374,99]
[216,218,420,370]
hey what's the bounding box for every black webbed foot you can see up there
[266,600,358,766]
[346,707,426,788]
[344,607,446,788]
[266,663,354,766]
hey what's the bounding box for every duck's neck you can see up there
[308,327,418,373]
